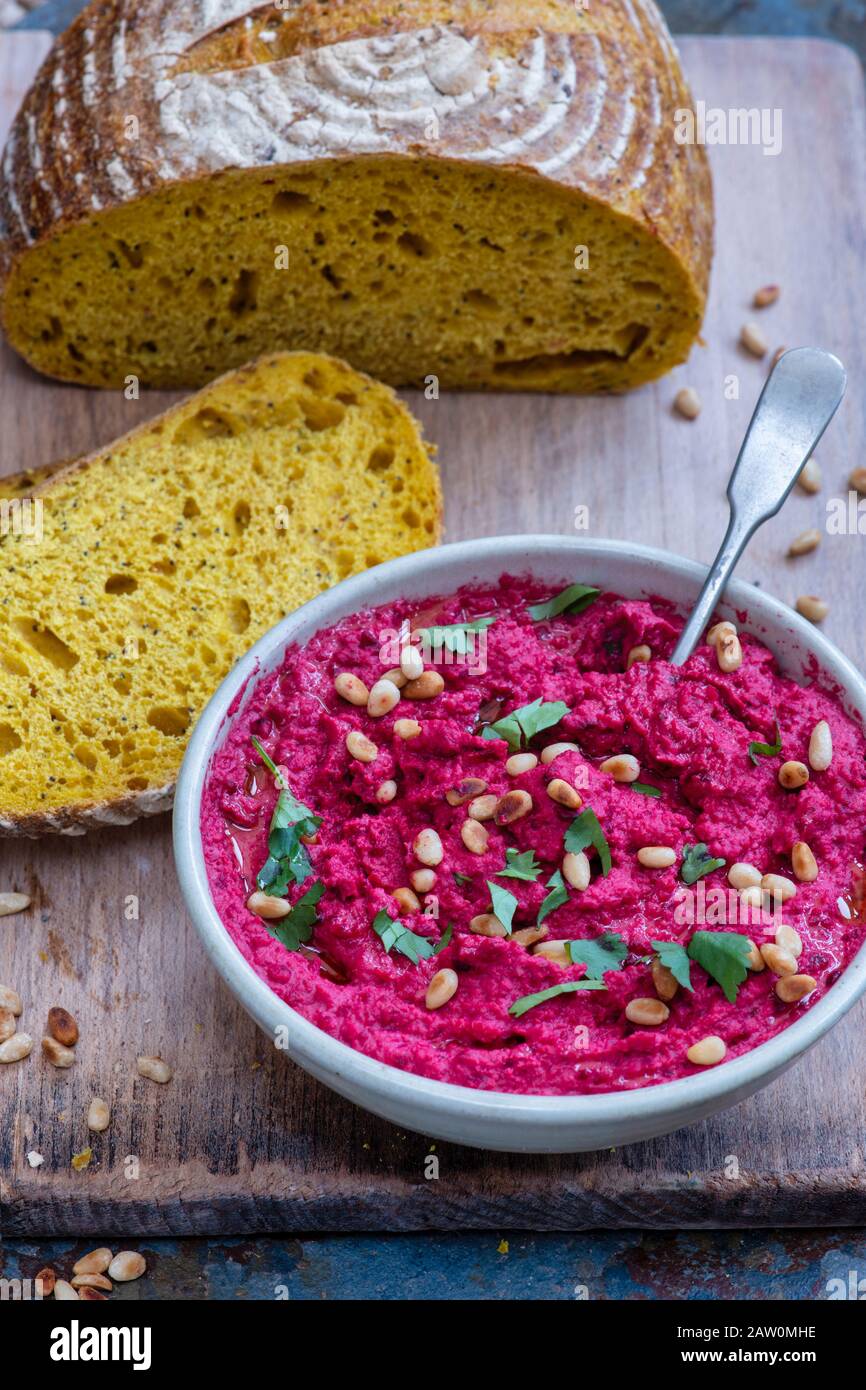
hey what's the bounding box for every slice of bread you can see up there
[0,352,440,836]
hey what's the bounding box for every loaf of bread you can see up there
[0,0,712,393]
[0,351,440,835]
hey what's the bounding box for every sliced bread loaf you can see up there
[0,0,712,393]
[0,352,440,835]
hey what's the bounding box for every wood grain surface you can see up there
[1,33,865,1236]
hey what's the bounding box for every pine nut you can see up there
[0,1009,14,1042]
[707,620,737,647]
[600,753,640,783]
[728,862,762,890]
[446,777,487,806]
[797,458,822,494]
[393,887,421,913]
[0,984,21,1015]
[382,667,407,689]
[753,284,780,308]
[0,1032,32,1063]
[760,943,798,977]
[107,1251,147,1283]
[775,973,817,1003]
[346,730,378,763]
[403,671,444,700]
[367,678,401,718]
[540,742,580,764]
[54,1280,79,1301]
[506,752,538,776]
[334,672,368,706]
[79,1287,108,1301]
[410,869,436,893]
[468,794,498,821]
[627,644,652,668]
[414,828,443,866]
[87,1097,111,1133]
[740,884,766,913]
[42,1036,75,1068]
[400,645,425,681]
[461,819,489,855]
[562,850,591,890]
[778,760,809,790]
[533,940,570,965]
[469,913,507,937]
[425,968,458,1010]
[546,778,582,809]
[494,790,533,825]
[0,891,30,916]
[740,321,768,356]
[637,846,676,869]
[35,1268,56,1296]
[73,1248,113,1276]
[137,1055,172,1083]
[849,467,866,495]
[808,720,832,772]
[674,386,701,419]
[375,779,397,803]
[246,890,291,920]
[394,718,421,740]
[512,925,549,947]
[761,873,797,903]
[652,959,679,1001]
[788,528,821,557]
[48,1006,78,1048]
[625,997,670,1026]
[72,1274,113,1291]
[716,630,743,672]
[796,595,829,624]
[687,1035,727,1066]
[792,841,818,882]
[775,923,803,958]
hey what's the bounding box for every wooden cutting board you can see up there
[2,33,866,1236]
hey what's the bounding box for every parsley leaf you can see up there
[565,931,628,979]
[433,923,453,954]
[631,782,662,798]
[372,910,436,964]
[509,980,606,1017]
[481,697,570,752]
[251,735,282,781]
[564,807,611,876]
[417,616,496,656]
[264,881,325,952]
[496,848,542,882]
[687,930,753,1003]
[452,871,473,887]
[528,584,600,622]
[680,843,726,885]
[537,869,569,925]
[487,880,518,935]
[651,939,694,992]
[748,720,782,767]
[252,738,322,896]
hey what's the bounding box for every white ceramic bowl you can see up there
[173,537,866,1152]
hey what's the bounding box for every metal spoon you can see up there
[670,347,847,666]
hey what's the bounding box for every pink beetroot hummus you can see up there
[201,576,866,1096]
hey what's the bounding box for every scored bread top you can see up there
[0,0,711,305]
[0,351,440,836]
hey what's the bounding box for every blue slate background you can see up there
[2,0,865,1301]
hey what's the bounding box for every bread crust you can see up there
[0,0,712,370]
[0,350,441,836]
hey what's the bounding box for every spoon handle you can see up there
[670,347,847,667]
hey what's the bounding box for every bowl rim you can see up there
[173,534,866,1130]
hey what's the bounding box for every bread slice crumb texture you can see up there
[0,352,440,833]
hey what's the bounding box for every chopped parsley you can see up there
[680,843,726,885]
[631,782,663,798]
[509,979,606,1017]
[264,881,325,952]
[565,931,628,979]
[687,930,753,1003]
[372,910,436,964]
[537,869,569,926]
[416,616,496,656]
[452,871,473,887]
[527,584,600,622]
[564,807,611,876]
[433,923,454,954]
[481,697,571,753]
[651,939,694,992]
[748,720,782,766]
[251,737,321,896]
[487,881,518,935]
[496,848,542,882]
